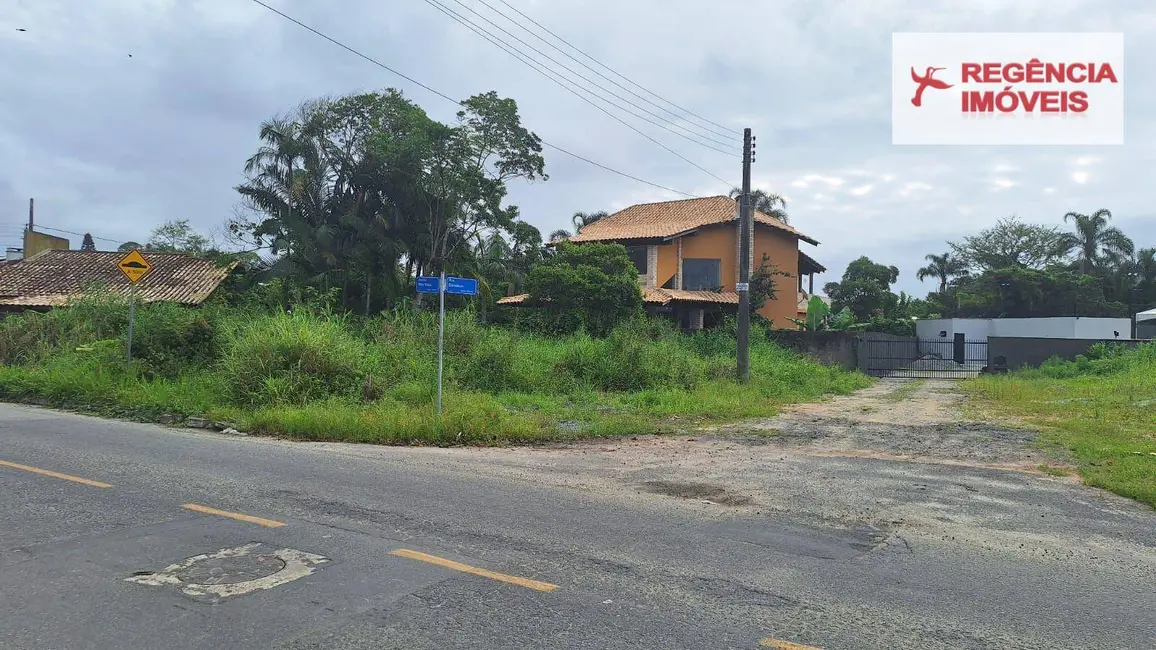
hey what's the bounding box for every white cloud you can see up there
[793,173,846,189]
[1072,171,1090,184]
[1044,187,1057,194]
[992,163,1018,173]
[881,174,897,182]
[1074,156,1102,166]
[849,184,874,196]
[897,181,934,197]
[990,178,1018,190]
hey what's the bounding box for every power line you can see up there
[484,0,736,141]
[443,0,738,151]
[246,0,702,198]
[421,0,733,187]
[494,0,735,136]
[33,225,123,244]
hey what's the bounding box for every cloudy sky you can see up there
[3,0,1154,294]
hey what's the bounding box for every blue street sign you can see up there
[416,276,441,294]
[445,276,479,296]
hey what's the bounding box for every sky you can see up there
[2,0,1154,295]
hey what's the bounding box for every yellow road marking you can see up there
[0,459,111,488]
[181,503,286,528]
[760,639,823,650]
[390,548,558,592]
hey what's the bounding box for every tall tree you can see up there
[916,252,968,293]
[571,210,607,233]
[1060,208,1134,275]
[949,216,1070,272]
[80,233,96,252]
[146,219,210,254]
[548,228,571,242]
[823,256,901,321]
[729,187,789,223]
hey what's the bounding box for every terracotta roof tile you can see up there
[0,250,236,307]
[567,195,818,245]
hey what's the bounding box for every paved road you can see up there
[1,403,1153,649]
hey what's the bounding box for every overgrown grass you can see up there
[0,297,870,445]
[966,343,1156,508]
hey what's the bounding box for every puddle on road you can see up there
[641,480,753,506]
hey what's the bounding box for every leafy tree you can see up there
[949,216,1071,272]
[916,252,968,293]
[1059,208,1134,275]
[524,242,642,336]
[548,229,571,242]
[749,254,788,313]
[146,219,210,254]
[729,188,789,223]
[571,211,607,233]
[118,241,142,252]
[954,266,1126,318]
[823,256,901,321]
[80,233,96,252]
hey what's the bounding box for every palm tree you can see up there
[729,188,788,223]
[916,252,968,294]
[571,211,607,233]
[548,228,571,242]
[1061,208,1134,275]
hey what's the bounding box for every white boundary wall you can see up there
[915,317,1132,342]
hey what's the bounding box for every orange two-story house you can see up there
[503,196,825,329]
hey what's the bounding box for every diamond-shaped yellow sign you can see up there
[117,249,154,284]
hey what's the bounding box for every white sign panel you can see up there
[892,33,1123,145]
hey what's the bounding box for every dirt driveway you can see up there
[305,379,1154,574]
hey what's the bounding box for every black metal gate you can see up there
[863,334,987,378]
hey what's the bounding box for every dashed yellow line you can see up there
[181,503,286,528]
[390,548,558,592]
[759,638,823,650]
[0,459,111,488]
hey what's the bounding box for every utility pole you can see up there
[27,198,34,231]
[736,129,754,382]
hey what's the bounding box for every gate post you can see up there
[953,332,965,365]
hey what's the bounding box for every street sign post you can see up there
[116,250,154,363]
[445,277,479,296]
[415,274,479,417]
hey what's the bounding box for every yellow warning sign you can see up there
[116,249,154,284]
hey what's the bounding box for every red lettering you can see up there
[1045,63,1065,83]
[982,62,1001,83]
[1003,63,1024,83]
[1025,59,1044,83]
[965,91,995,112]
[1039,91,1061,112]
[1067,63,1087,83]
[961,63,982,83]
[1093,63,1119,83]
[1018,91,1040,111]
[1068,91,1088,112]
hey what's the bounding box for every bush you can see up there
[221,312,371,406]
[523,242,643,336]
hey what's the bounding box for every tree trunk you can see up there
[365,274,372,314]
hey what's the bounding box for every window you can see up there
[626,246,648,274]
[682,259,721,291]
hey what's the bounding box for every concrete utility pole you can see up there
[737,129,754,382]
[28,198,34,231]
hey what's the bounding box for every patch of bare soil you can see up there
[705,378,1070,471]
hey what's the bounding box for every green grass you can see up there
[0,300,871,445]
[883,378,925,402]
[965,343,1156,508]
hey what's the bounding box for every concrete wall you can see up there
[23,231,69,258]
[916,317,1133,342]
[1138,320,1156,340]
[768,331,859,371]
[987,336,1145,370]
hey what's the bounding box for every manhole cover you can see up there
[125,543,328,602]
[174,553,287,585]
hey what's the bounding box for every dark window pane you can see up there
[626,246,648,274]
[682,259,721,290]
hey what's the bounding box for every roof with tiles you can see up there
[565,195,818,246]
[0,250,237,307]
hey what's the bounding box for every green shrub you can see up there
[221,312,370,406]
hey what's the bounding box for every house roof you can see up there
[0,250,236,307]
[799,250,826,274]
[565,195,818,246]
[496,288,739,307]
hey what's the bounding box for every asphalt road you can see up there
[1,403,1154,649]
